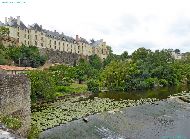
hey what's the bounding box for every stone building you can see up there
[1,16,109,60]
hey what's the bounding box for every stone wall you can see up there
[40,48,88,65]
[0,74,31,137]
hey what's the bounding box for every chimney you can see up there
[17,16,20,26]
[5,17,7,24]
[76,35,79,42]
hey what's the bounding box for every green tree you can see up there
[27,71,56,102]
[89,54,102,70]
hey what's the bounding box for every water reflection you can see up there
[94,85,190,100]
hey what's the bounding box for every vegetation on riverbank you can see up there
[0,115,21,130]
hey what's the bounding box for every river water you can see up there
[39,85,190,139]
[93,85,190,100]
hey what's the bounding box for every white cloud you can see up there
[1,0,190,54]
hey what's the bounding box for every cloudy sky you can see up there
[0,0,190,54]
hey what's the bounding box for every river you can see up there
[38,85,190,139]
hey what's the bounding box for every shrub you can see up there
[159,79,168,86]
[28,124,40,139]
[0,115,21,130]
[87,79,99,93]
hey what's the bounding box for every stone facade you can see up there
[0,74,31,137]
[40,48,82,65]
[0,16,109,60]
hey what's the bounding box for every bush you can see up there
[28,124,40,139]
[0,115,21,130]
[159,79,168,86]
[87,79,99,93]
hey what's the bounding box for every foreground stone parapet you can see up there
[0,74,31,137]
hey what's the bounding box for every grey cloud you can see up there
[116,15,139,33]
[117,41,156,54]
[169,18,190,36]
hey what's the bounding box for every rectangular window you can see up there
[24,34,26,38]
[28,41,30,45]
[35,35,37,40]
[54,41,56,45]
[28,35,29,39]
[41,43,43,47]
[17,32,19,37]
[35,41,37,46]
[25,40,26,45]
[41,37,43,41]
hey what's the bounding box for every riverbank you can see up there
[39,93,190,139]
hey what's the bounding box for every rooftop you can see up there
[0,65,35,71]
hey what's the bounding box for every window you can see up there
[28,35,29,39]
[54,41,56,45]
[50,45,51,48]
[17,38,19,42]
[24,34,26,38]
[41,37,43,41]
[28,41,30,45]
[35,41,37,46]
[25,40,26,45]
[17,32,19,37]
[63,43,64,46]
[59,42,60,46]
[35,35,37,40]
[54,46,56,49]
[28,30,30,33]
[49,40,51,44]
[17,27,20,31]
[59,47,60,50]
[41,43,43,47]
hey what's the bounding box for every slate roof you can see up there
[0,21,4,26]
[29,23,42,31]
[91,39,103,47]
[5,18,27,30]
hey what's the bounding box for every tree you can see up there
[7,45,46,67]
[120,51,128,61]
[174,49,180,54]
[0,27,9,44]
[27,71,56,102]
[89,54,102,70]
[131,47,151,62]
